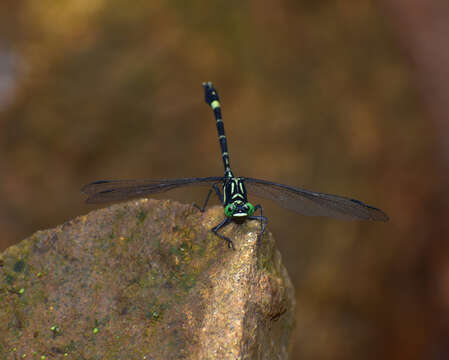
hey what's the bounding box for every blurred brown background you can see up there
[1,0,448,359]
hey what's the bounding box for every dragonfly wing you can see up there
[243,177,389,221]
[81,177,223,204]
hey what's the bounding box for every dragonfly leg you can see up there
[213,183,224,203]
[194,183,223,212]
[247,204,268,242]
[211,217,234,249]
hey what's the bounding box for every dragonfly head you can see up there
[224,201,255,219]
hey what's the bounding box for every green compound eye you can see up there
[224,204,235,217]
[245,203,255,216]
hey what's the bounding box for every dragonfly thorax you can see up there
[222,176,255,219]
[222,177,247,203]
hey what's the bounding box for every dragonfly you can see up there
[82,82,389,249]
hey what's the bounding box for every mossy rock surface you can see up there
[0,199,295,359]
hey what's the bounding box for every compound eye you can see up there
[224,204,235,217]
[245,203,255,216]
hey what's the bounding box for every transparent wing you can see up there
[243,177,389,221]
[81,177,223,204]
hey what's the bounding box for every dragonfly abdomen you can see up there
[203,82,232,176]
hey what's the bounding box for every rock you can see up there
[0,199,295,359]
